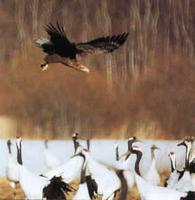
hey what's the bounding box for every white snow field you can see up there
[0,139,190,177]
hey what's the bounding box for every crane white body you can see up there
[18,165,48,199]
[113,156,135,190]
[143,145,161,186]
[131,145,192,200]
[172,171,194,192]
[135,174,187,200]
[166,152,181,188]
[16,137,48,199]
[87,155,121,200]
[43,156,84,183]
[144,158,160,186]
[7,152,19,186]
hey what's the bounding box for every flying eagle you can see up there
[36,22,128,73]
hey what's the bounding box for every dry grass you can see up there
[0,178,25,199]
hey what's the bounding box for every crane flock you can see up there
[5,135,195,200]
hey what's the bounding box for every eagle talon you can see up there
[41,64,48,71]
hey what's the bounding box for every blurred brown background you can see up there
[0,0,195,139]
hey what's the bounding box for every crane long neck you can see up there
[151,149,156,160]
[86,139,90,150]
[128,140,134,151]
[16,142,23,165]
[135,151,142,176]
[185,144,191,170]
[7,143,11,154]
[170,156,176,172]
[125,140,135,160]
[116,146,119,161]
[78,153,86,184]
[80,163,88,184]
[73,138,79,154]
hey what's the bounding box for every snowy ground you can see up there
[0,139,189,177]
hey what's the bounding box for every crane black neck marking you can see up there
[116,170,128,200]
[183,143,190,171]
[125,138,137,160]
[115,146,119,161]
[131,149,142,176]
[16,141,23,165]
[170,156,175,173]
[86,139,90,151]
[77,153,87,184]
[73,139,80,154]
[7,141,11,154]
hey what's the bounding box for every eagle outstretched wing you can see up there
[36,22,128,73]
[76,33,129,56]
[45,22,76,58]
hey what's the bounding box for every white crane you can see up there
[99,139,138,200]
[72,132,90,152]
[178,138,194,169]
[44,140,61,170]
[165,151,184,188]
[73,159,97,200]
[74,146,121,200]
[42,146,85,183]
[113,138,141,190]
[131,144,195,200]
[16,137,48,199]
[115,137,140,170]
[143,144,161,185]
[6,139,19,197]
[118,140,160,187]
[174,138,195,192]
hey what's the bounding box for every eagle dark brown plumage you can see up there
[36,22,128,73]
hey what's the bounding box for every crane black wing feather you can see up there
[76,33,128,56]
[86,175,98,199]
